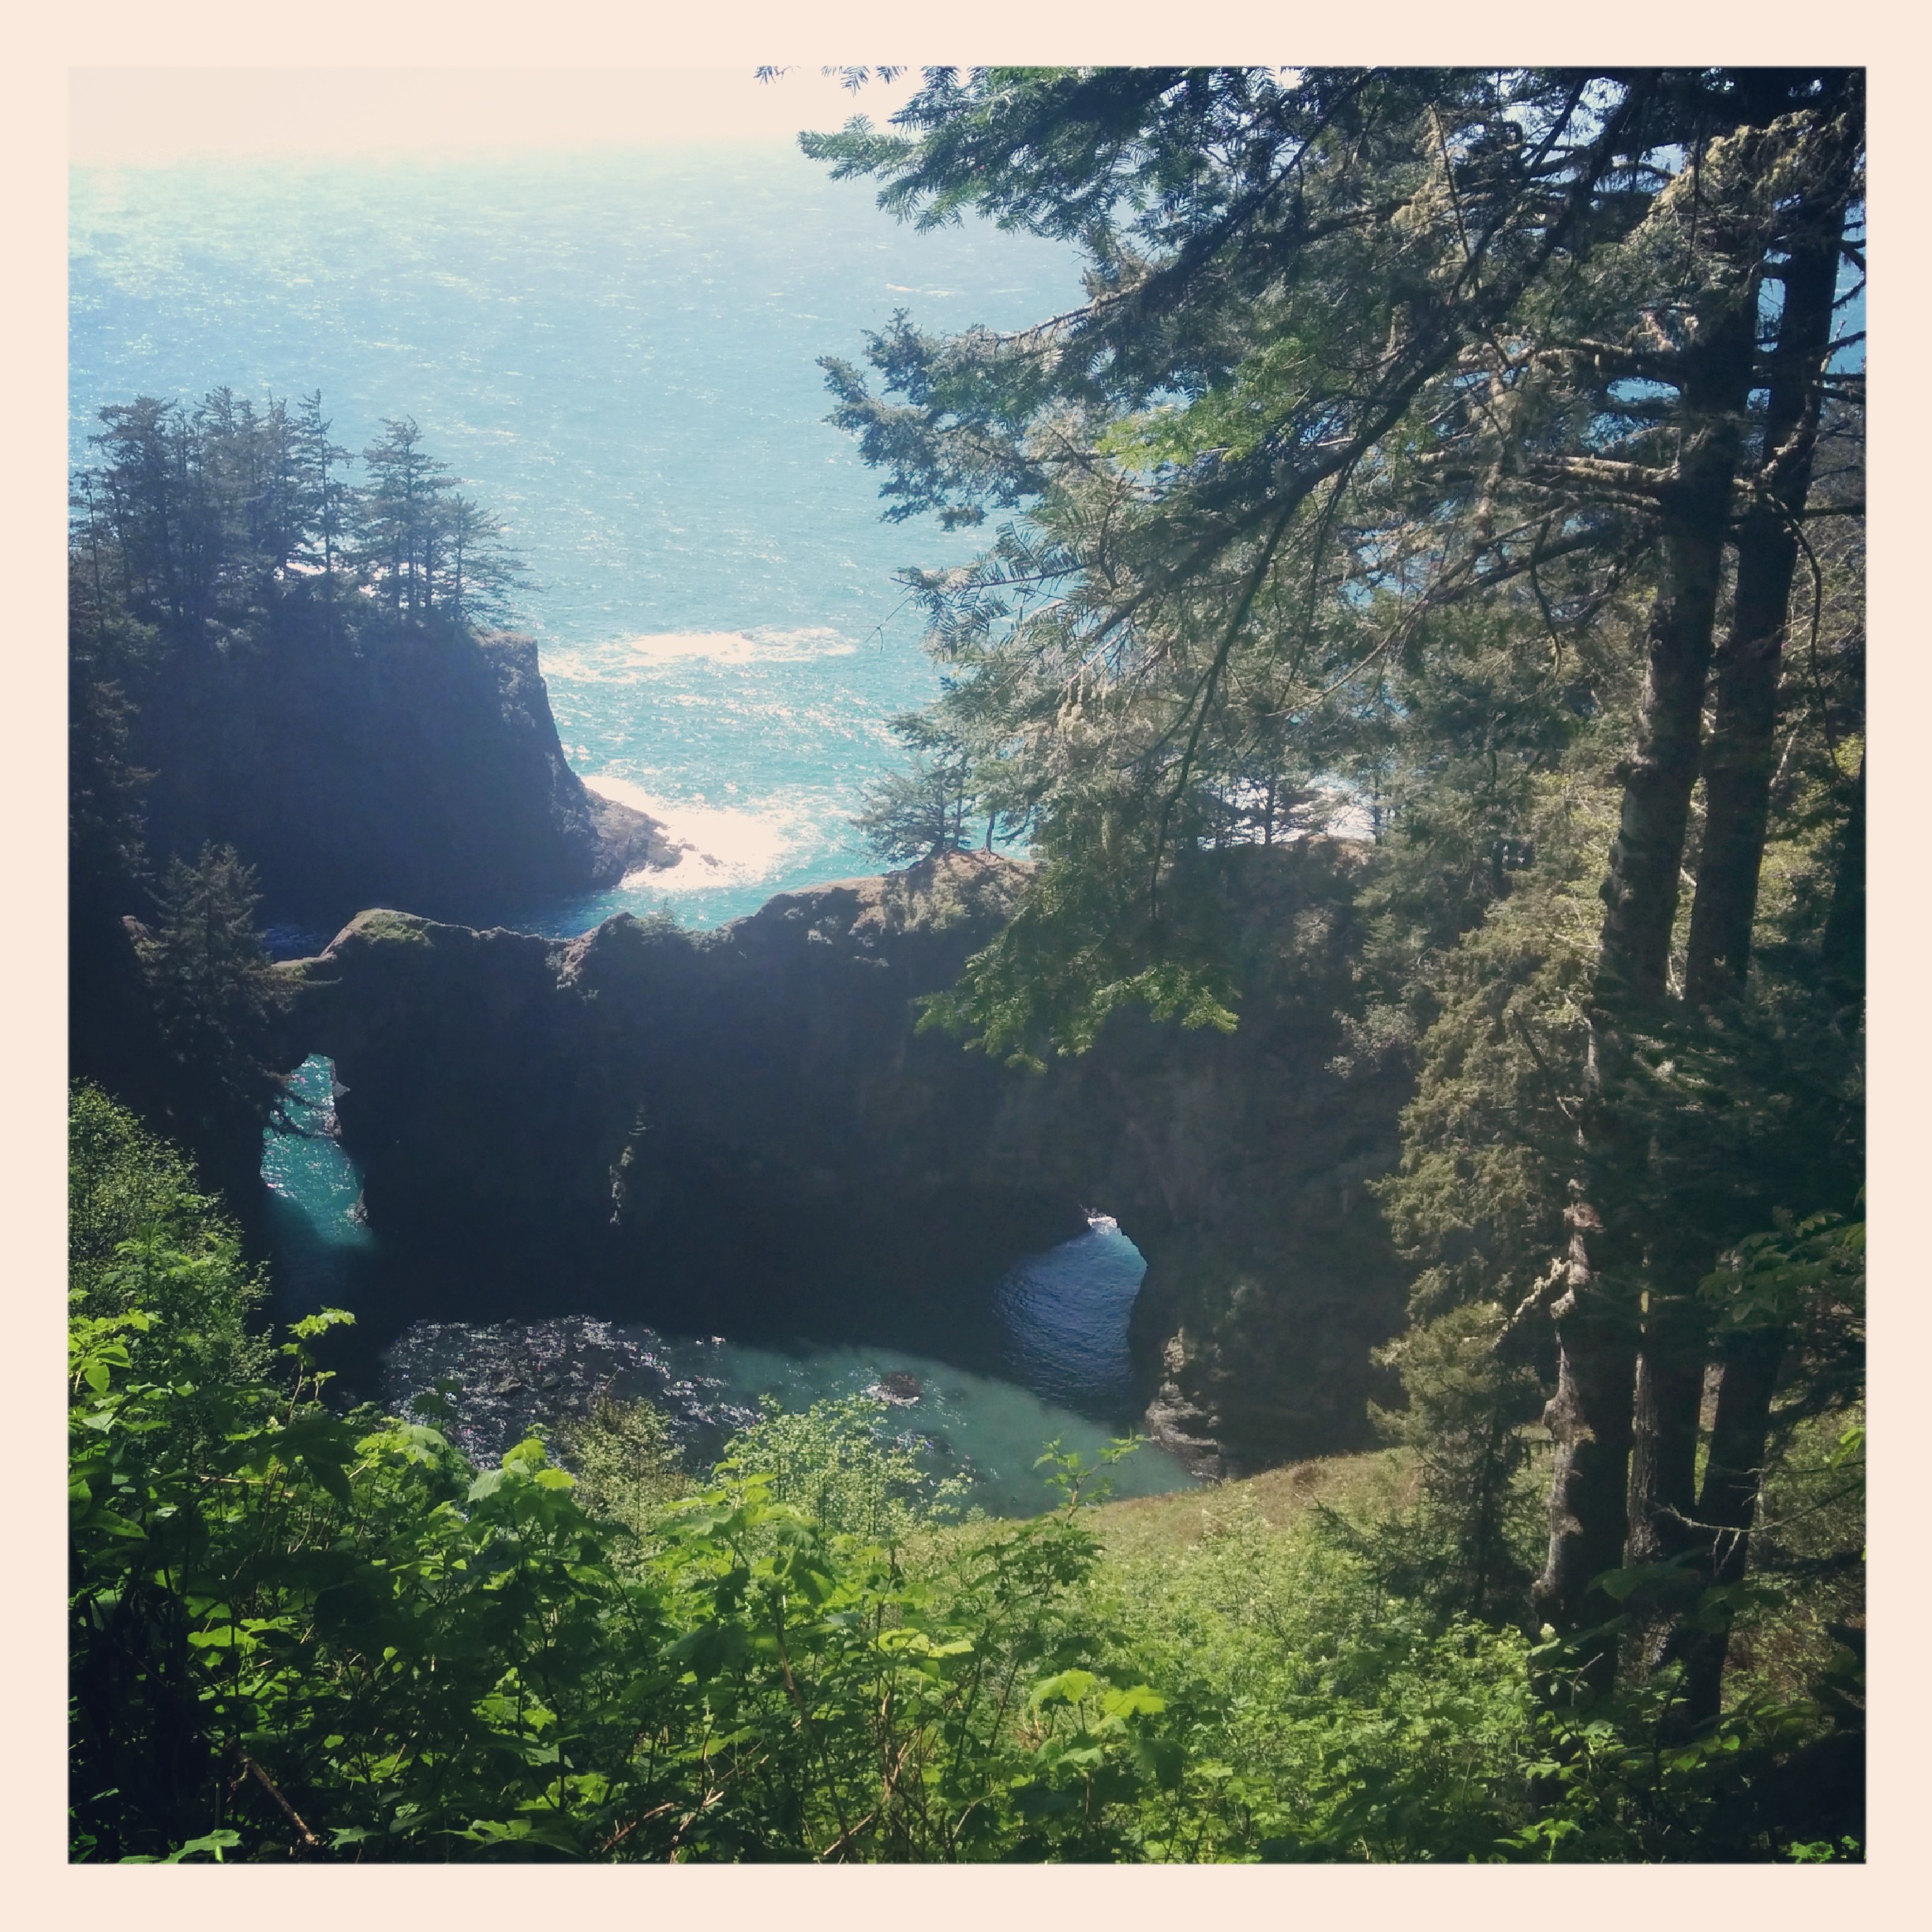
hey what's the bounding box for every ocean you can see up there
[74,140,1194,1505]
[69,140,1084,927]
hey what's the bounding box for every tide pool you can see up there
[380,1316,1193,1521]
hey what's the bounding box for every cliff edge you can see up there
[133,625,675,927]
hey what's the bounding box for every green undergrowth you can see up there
[68,1085,1862,1865]
[345,909,434,947]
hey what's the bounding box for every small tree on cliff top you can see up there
[854,713,992,863]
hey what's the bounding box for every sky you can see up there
[69,67,934,166]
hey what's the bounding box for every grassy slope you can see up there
[1088,1448,1419,1561]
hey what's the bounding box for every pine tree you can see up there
[133,844,291,1178]
[440,492,524,628]
[806,66,1864,1705]
[854,752,969,864]
[852,713,984,863]
[295,391,354,626]
[357,417,451,622]
[1368,1303,1544,1620]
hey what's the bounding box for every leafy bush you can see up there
[553,1391,687,1561]
[70,1302,1181,1862]
[716,1394,973,1544]
[67,1091,1862,1863]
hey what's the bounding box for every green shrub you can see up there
[554,1391,687,1560]
[67,1091,1863,1863]
[716,1394,973,1544]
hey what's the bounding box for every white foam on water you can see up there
[584,773,814,893]
[603,626,857,667]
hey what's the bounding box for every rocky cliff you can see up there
[133,623,672,928]
[283,844,1413,1474]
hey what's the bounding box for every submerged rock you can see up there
[380,1315,762,1470]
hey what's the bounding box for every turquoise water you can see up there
[70,144,1083,929]
[655,1331,1183,1515]
[278,1055,1191,1511]
[380,1316,1190,1520]
[260,1055,377,1306]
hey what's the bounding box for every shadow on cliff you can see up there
[133,620,673,932]
[280,846,1413,1475]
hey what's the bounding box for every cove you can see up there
[263,1054,1196,1514]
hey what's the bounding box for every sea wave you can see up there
[589,626,858,669]
[583,774,814,892]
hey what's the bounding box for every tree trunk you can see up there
[1594,335,1752,1006]
[1655,1325,1788,1728]
[1623,1282,1713,1683]
[1684,202,1848,1005]
[1537,307,1755,1663]
[1626,1297,1706,1570]
[1533,1188,1638,1691]
[1638,97,1859,1715]
[1821,753,1864,993]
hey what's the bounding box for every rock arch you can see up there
[281,848,1411,1474]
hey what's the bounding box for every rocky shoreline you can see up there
[379,1316,765,1470]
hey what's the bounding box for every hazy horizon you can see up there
[70,66,930,167]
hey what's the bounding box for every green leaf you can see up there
[290,1308,356,1340]
[1031,1668,1099,1708]
[668,1622,750,1683]
[162,1829,242,1863]
[1133,1737,1186,1791]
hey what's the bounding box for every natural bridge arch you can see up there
[279,848,1411,1475]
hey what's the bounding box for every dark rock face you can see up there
[283,845,1413,1474]
[133,625,671,927]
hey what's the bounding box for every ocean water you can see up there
[70,142,1084,928]
[376,1316,1189,1520]
[79,149,1191,1506]
[268,1054,1192,1511]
